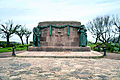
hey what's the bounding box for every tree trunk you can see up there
[118,34,120,43]
[95,38,98,44]
[118,30,120,43]
[6,35,10,47]
[20,37,24,45]
[26,37,28,45]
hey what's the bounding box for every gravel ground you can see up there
[0,57,120,80]
[0,51,120,80]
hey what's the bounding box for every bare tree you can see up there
[87,18,101,43]
[0,20,20,47]
[15,25,25,45]
[113,15,120,43]
[24,29,32,45]
[0,27,1,37]
[87,15,114,43]
[0,27,1,34]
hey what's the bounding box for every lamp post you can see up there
[12,46,16,56]
[27,45,29,51]
[118,26,120,44]
[103,45,106,56]
[98,45,101,52]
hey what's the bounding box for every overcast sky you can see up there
[0,0,120,43]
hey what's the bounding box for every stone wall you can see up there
[39,21,81,47]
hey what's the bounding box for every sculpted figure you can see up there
[78,25,87,47]
[33,27,41,47]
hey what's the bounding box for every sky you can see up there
[0,0,120,43]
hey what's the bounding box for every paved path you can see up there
[102,52,120,60]
[0,51,120,59]
[0,57,120,80]
[0,51,25,58]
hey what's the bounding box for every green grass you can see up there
[15,46,27,51]
[88,44,96,47]
[0,46,27,53]
[88,44,96,50]
[88,43,120,54]
[0,47,12,53]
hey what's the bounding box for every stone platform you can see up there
[28,46,91,52]
[16,51,103,58]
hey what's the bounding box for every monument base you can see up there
[28,46,91,52]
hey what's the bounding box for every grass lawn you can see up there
[88,44,96,50]
[0,47,27,53]
[88,44,96,47]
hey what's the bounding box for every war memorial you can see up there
[28,21,91,51]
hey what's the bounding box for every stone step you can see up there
[16,51,103,58]
[28,46,91,52]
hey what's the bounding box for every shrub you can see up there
[0,42,7,48]
[93,47,98,51]
[29,44,32,46]
[114,47,119,52]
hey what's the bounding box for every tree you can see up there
[87,19,101,43]
[0,27,1,34]
[113,15,120,43]
[87,15,114,44]
[15,25,25,45]
[0,28,1,37]
[24,29,32,45]
[0,20,20,47]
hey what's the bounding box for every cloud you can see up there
[0,0,120,42]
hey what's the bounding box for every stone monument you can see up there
[29,21,90,51]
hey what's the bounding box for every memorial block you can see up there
[29,21,90,51]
